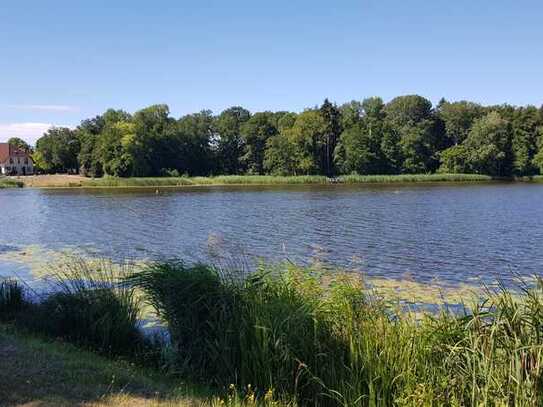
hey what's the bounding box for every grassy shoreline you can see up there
[9,173,531,189]
[2,261,543,405]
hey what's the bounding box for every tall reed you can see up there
[131,261,543,406]
[39,259,148,357]
[0,279,27,317]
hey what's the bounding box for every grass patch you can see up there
[0,177,23,188]
[338,173,493,183]
[81,175,329,188]
[78,174,494,188]
[14,174,543,189]
[0,324,209,407]
[76,174,498,187]
[15,174,502,188]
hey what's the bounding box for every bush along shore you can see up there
[2,260,543,406]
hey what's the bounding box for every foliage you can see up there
[534,128,543,173]
[437,99,484,145]
[463,111,513,176]
[215,107,251,174]
[241,112,279,174]
[7,137,32,152]
[0,279,27,317]
[438,144,470,174]
[29,96,543,178]
[35,127,80,173]
[335,98,388,175]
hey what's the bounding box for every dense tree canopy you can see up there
[34,127,80,173]
[31,95,543,178]
[7,137,32,152]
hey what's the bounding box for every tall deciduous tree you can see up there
[437,100,484,145]
[265,110,326,175]
[7,137,31,152]
[510,106,541,175]
[240,112,278,174]
[319,99,342,176]
[384,95,442,173]
[35,127,80,173]
[175,111,214,175]
[335,97,388,174]
[463,111,513,176]
[215,107,251,174]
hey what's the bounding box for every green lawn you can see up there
[0,325,208,407]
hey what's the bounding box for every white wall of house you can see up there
[0,158,34,175]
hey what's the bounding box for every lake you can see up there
[1,182,542,287]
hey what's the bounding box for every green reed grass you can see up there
[0,177,23,188]
[338,173,492,184]
[0,279,27,317]
[79,174,493,188]
[81,175,329,187]
[38,259,147,357]
[3,260,543,405]
[131,261,543,406]
[1,260,152,359]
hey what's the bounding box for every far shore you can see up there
[3,173,543,189]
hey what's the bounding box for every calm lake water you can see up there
[1,183,542,286]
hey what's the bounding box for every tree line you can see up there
[25,95,543,177]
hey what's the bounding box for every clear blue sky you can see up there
[1,0,542,143]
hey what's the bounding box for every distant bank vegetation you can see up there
[10,95,543,180]
[0,177,23,188]
[81,173,495,188]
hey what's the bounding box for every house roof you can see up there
[0,143,32,163]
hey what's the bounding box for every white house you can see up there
[0,143,34,175]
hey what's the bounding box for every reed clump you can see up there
[0,279,27,317]
[131,262,543,406]
[0,260,152,360]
